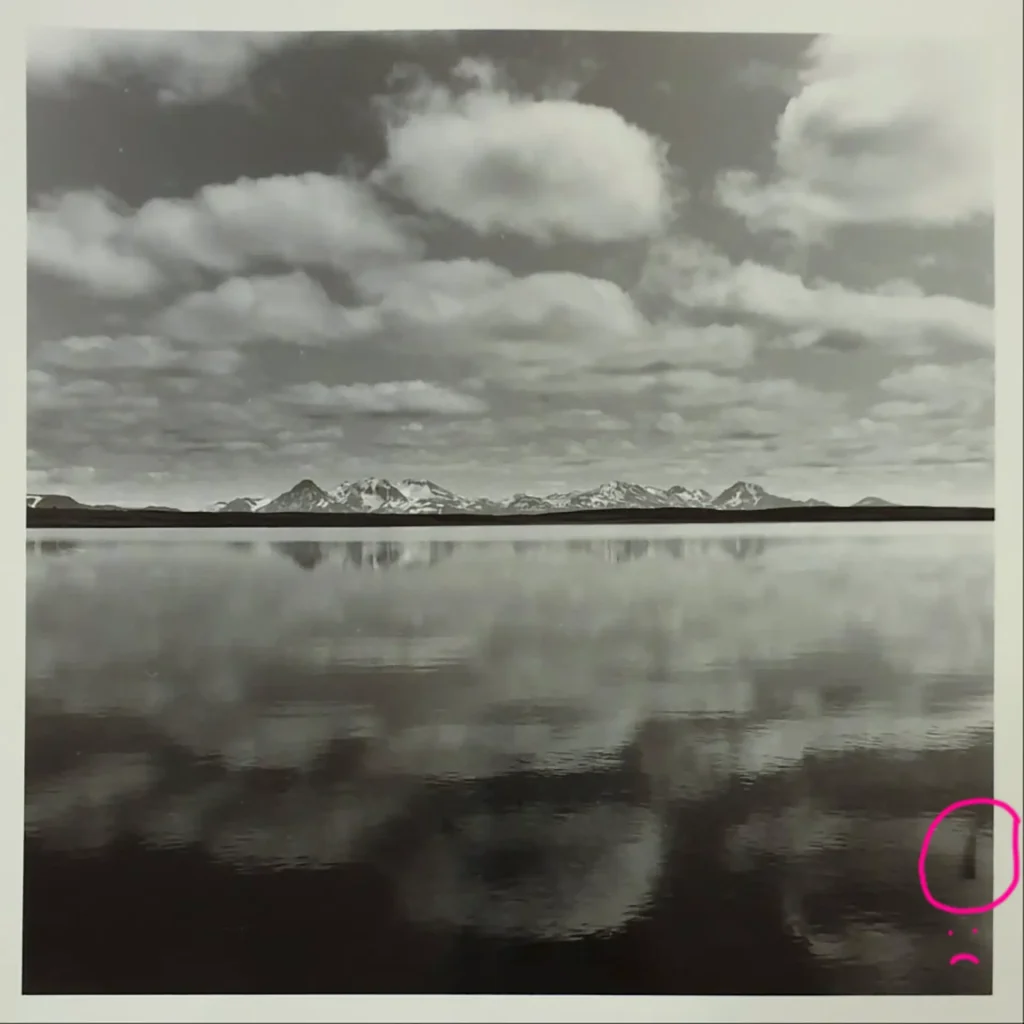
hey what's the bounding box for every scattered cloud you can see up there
[128,174,417,275]
[28,192,164,298]
[868,400,932,421]
[595,324,758,374]
[155,273,379,347]
[877,360,993,419]
[651,411,688,436]
[183,350,247,377]
[639,238,993,351]
[29,370,121,413]
[818,417,992,474]
[27,29,300,103]
[363,260,645,342]
[540,409,632,434]
[34,336,179,373]
[28,372,166,463]
[29,175,419,297]
[351,258,756,393]
[353,258,511,305]
[32,335,244,377]
[716,36,992,240]
[374,61,674,242]
[279,380,489,418]
[29,374,344,487]
[667,373,837,420]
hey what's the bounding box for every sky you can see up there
[26,29,995,508]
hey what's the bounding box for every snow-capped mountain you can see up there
[207,477,850,515]
[508,480,713,513]
[27,493,86,510]
[667,485,714,506]
[258,479,338,514]
[330,477,408,511]
[204,496,270,513]
[712,481,829,511]
[329,477,499,514]
[253,477,503,515]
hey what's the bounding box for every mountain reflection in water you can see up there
[24,527,994,995]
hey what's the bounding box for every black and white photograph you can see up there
[19,14,1014,1005]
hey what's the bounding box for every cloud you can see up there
[666,373,838,425]
[815,358,992,477]
[28,372,168,463]
[28,370,120,413]
[155,273,380,347]
[355,258,645,345]
[877,360,993,419]
[128,174,417,274]
[540,409,631,434]
[432,410,633,450]
[34,336,179,373]
[818,417,992,475]
[28,371,482,496]
[27,463,98,492]
[715,36,992,239]
[354,258,511,306]
[279,380,489,418]
[594,324,757,375]
[868,400,932,421]
[27,361,279,481]
[374,63,674,242]
[184,350,246,377]
[27,29,299,103]
[651,411,688,436]
[353,257,758,396]
[28,192,164,298]
[639,239,993,351]
[29,175,418,297]
[32,335,243,377]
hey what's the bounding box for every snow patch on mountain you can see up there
[713,481,829,511]
[259,479,337,514]
[205,496,267,513]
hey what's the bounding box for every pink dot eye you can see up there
[972,928,978,934]
[948,929,954,935]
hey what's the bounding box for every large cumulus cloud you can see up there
[715,36,992,240]
[374,60,674,243]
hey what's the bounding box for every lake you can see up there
[23,523,995,995]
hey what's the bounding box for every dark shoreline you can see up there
[28,505,995,529]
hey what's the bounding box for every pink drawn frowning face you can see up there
[947,928,980,966]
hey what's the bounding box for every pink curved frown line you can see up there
[949,953,980,965]
[918,798,1022,915]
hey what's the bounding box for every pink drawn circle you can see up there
[918,798,1022,915]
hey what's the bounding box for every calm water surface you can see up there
[24,525,995,994]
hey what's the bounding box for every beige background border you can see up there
[1,1,1020,1020]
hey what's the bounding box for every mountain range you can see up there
[28,479,899,515]
[210,478,900,514]
[26,494,178,512]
